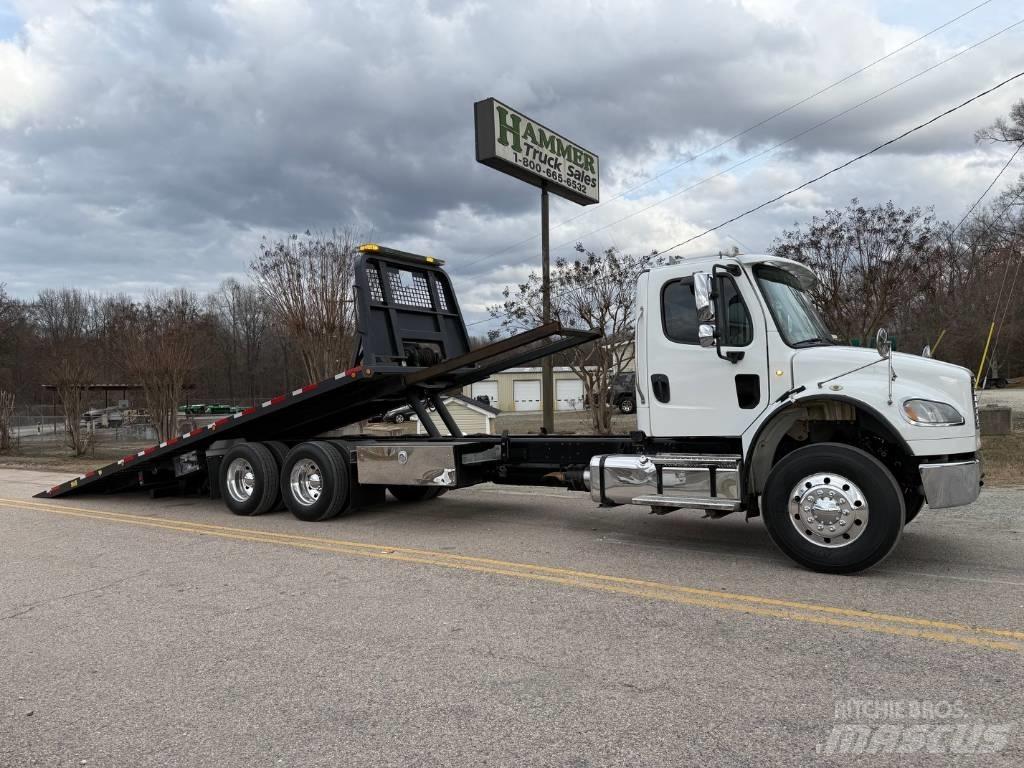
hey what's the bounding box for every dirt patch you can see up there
[0,442,152,477]
[979,433,1024,487]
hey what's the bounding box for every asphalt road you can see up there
[1,467,1022,767]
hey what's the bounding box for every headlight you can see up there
[902,399,964,426]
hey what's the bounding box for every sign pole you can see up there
[473,97,599,434]
[541,185,554,434]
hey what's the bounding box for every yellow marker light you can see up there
[359,243,380,252]
[775,369,784,376]
[425,256,435,263]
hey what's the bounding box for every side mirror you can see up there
[921,344,931,359]
[875,327,891,359]
[693,272,715,322]
[698,323,716,348]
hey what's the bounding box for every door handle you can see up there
[650,374,670,403]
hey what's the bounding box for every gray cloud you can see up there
[1,0,1022,323]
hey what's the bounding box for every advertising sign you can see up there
[474,97,599,206]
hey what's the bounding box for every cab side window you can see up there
[720,277,754,347]
[661,278,698,344]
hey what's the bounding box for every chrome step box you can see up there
[588,453,742,509]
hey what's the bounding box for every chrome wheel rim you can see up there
[226,458,255,503]
[290,459,323,506]
[788,472,868,548]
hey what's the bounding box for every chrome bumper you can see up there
[919,459,981,509]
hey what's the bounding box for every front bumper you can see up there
[919,459,981,509]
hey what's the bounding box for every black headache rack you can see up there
[39,244,600,499]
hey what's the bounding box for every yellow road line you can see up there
[1,497,1021,652]
[7,497,1023,642]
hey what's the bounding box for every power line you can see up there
[657,70,1024,256]
[472,0,1000,266]
[532,17,1024,257]
[951,141,1024,236]
[467,70,1024,331]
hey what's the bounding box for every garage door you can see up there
[470,380,498,405]
[556,378,584,411]
[512,379,541,411]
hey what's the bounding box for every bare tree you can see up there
[0,390,14,451]
[771,200,936,344]
[212,279,270,404]
[121,290,203,442]
[33,289,96,455]
[250,229,359,384]
[976,98,1024,145]
[489,244,653,433]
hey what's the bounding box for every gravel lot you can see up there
[1,467,1022,767]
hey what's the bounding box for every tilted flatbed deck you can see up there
[41,245,603,500]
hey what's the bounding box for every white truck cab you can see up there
[592,253,981,573]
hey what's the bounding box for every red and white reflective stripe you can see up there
[334,366,362,380]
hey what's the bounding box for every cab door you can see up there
[642,264,770,438]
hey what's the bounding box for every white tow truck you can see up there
[46,245,982,574]
[606,252,981,572]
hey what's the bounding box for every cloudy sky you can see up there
[1,0,1023,327]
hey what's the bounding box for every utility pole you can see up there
[541,186,554,434]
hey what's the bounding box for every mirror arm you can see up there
[711,265,743,364]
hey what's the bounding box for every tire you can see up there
[264,441,290,510]
[393,413,406,424]
[280,441,351,522]
[220,442,280,517]
[761,442,905,574]
[387,485,442,502]
[617,396,636,414]
[903,487,925,524]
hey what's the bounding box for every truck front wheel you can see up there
[280,441,351,522]
[761,443,905,574]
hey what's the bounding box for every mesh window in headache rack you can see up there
[384,267,434,308]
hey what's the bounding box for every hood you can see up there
[791,346,975,432]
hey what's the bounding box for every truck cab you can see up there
[610,253,981,571]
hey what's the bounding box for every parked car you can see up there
[609,371,636,414]
[369,405,424,424]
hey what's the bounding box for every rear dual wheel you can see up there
[220,440,353,522]
[280,441,351,522]
[220,443,280,516]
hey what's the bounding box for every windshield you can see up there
[754,265,832,347]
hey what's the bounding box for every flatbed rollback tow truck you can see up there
[41,244,982,573]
